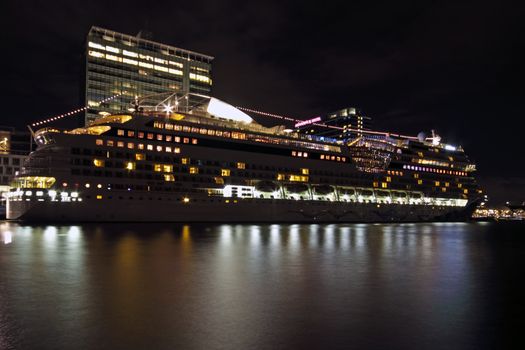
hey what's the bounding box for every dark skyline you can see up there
[2,0,524,204]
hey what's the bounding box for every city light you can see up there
[31,93,124,127]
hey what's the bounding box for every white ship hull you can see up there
[7,195,474,223]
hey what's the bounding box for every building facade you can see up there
[84,26,214,125]
[296,107,372,140]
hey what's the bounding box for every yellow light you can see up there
[183,197,190,203]
[301,168,309,175]
[221,169,230,176]
[189,167,199,174]
[93,159,104,167]
[237,162,245,169]
[125,161,135,170]
[164,174,175,182]
[96,195,103,200]
[135,153,145,160]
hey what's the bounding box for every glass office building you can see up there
[83,26,213,125]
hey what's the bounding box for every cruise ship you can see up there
[6,93,482,222]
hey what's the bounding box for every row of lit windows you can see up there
[277,174,309,182]
[89,50,186,77]
[387,170,404,176]
[403,164,467,176]
[152,122,341,153]
[88,49,212,85]
[413,158,450,168]
[320,154,346,162]
[89,42,186,68]
[96,139,183,154]
[117,129,199,146]
[291,150,309,158]
[373,182,389,189]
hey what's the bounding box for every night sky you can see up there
[2,0,524,204]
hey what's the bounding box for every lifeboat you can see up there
[285,183,309,193]
[312,185,333,195]
[360,189,374,197]
[340,188,356,196]
[255,181,279,192]
[375,190,390,197]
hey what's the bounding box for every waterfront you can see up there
[0,222,523,349]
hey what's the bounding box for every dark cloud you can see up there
[1,0,524,203]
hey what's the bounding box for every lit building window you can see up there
[381,182,388,188]
[96,139,103,145]
[174,147,181,154]
[156,146,163,152]
[192,139,198,144]
[127,142,134,149]
[183,138,190,144]
[138,132,144,139]
[301,168,309,175]
[135,153,145,160]
[277,173,285,181]
[413,173,419,179]
[215,177,224,184]
[147,133,154,140]
[435,181,440,186]
[157,134,163,141]
[163,165,173,172]
[154,164,162,172]
[125,161,136,170]
[189,167,199,174]
[164,174,175,182]
[221,169,230,176]
[107,140,114,147]
[289,175,308,182]
[117,141,124,147]
[373,182,378,188]
[127,131,135,137]
[386,176,391,182]
[237,162,245,169]
[147,144,153,151]
[166,146,172,152]
[138,144,144,150]
[463,189,469,194]
[181,158,189,164]
[418,179,423,185]
[93,159,104,167]
[117,129,125,136]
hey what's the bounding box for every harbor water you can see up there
[0,222,523,349]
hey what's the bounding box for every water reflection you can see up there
[0,221,518,350]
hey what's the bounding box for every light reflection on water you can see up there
[0,221,523,350]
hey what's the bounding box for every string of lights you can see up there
[31,93,124,127]
[237,105,418,140]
